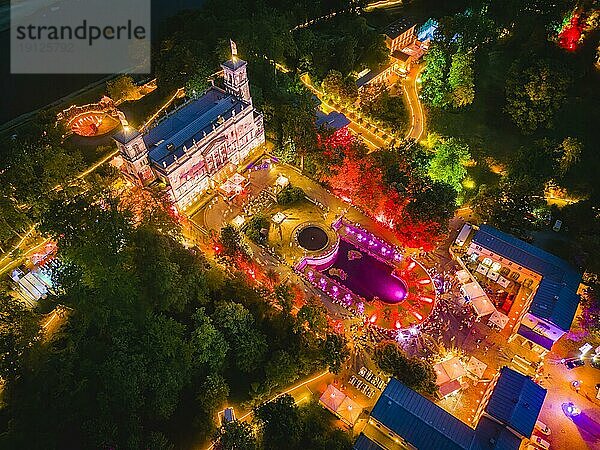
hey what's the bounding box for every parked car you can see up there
[535,420,551,435]
[530,435,551,450]
[565,358,585,369]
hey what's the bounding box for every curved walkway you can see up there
[402,64,426,142]
[299,66,426,151]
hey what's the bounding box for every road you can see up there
[299,73,388,151]
[402,64,426,142]
[203,370,333,450]
[299,63,426,151]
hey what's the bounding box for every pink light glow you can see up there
[413,311,423,321]
[419,279,431,285]
[420,296,433,303]
[407,261,416,271]
[370,314,377,323]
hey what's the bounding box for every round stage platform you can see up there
[297,225,329,252]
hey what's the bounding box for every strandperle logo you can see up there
[10,0,150,74]
[15,19,147,47]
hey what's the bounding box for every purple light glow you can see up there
[317,239,408,305]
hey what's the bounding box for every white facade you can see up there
[114,56,264,210]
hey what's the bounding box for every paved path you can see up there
[402,64,426,142]
[299,63,426,151]
[299,73,387,151]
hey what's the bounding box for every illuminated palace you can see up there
[113,51,265,210]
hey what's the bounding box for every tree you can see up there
[273,284,294,314]
[264,350,299,389]
[185,61,213,98]
[254,395,301,450]
[106,75,138,103]
[296,298,328,334]
[0,293,40,381]
[213,302,268,373]
[505,58,572,133]
[559,136,583,174]
[428,138,471,191]
[219,224,248,258]
[197,374,230,416]
[374,342,437,394]
[190,308,229,374]
[473,175,546,233]
[0,129,83,243]
[276,185,305,205]
[322,70,357,105]
[244,215,269,244]
[213,420,258,450]
[448,49,475,107]
[360,91,409,133]
[323,333,348,374]
[421,43,450,108]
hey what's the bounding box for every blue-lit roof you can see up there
[417,18,438,41]
[371,378,475,450]
[316,110,350,130]
[472,225,581,331]
[471,417,521,450]
[484,367,546,438]
[528,278,581,330]
[143,87,249,170]
[517,324,554,351]
[353,434,385,450]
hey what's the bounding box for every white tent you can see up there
[461,282,486,301]
[232,215,246,228]
[441,357,466,381]
[230,173,248,187]
[471,294,496,317]
[462,282,496,317]
[272,212,286,224]
[466,356,487,379]
[456,269,471,283]
[489,310,509,329]
[275,174,289,189]
[476,264,489,276]
[497,276,511,288]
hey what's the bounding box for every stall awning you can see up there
[517,324,554,351]
[489,310,509,329]
[319,384,345,412]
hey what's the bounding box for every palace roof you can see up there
[353,434,385,450]
[316,110,350,130]
[369,368,545,450]
[143,87,249,170]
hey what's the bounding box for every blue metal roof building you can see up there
[353,434,385,450]
[471,225,581,332]
[370,378,476,450]
[470,417,522,450]
[483,367,546,439]
[363,367,545,450]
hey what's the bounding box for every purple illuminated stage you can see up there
[325,240,407,304]
[296,219,436,330]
